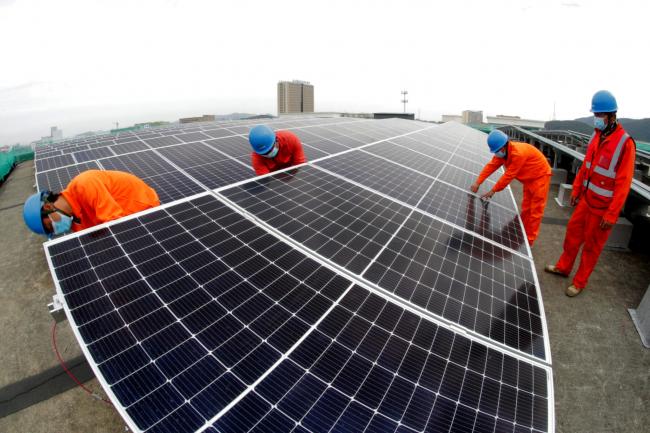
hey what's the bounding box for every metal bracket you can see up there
[628,285,650,349]
[48,294,66,323]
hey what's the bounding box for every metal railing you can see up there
[500,125,650,202]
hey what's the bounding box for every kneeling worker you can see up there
[470,130,551,247]
[249,125,306,175]
[23,170,160,237]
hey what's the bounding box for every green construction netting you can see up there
[637,141,650,153]
[0,152,16,181]
[12,146,34,163]
[0,147,34,181]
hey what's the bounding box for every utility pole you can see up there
[553,101,556,120]
[115,122,119,130]
[401,90,408,113]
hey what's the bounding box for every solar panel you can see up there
[292,130,350,155]
[110,140,151,155]
[202,128,235,139]
[363,211,545,358]
[204,136,251,158]
[298,143,329,161]
[36,161,101,192]
[174,132,211,143]
[316,151,437,206]
[364,141,446,177]
[137,133,163,140]
[436,167,512,210]
[39,118,553,432]
[99,151,205,204]
[221,166,412,275]
[90,139,116,149]
[46,193,550,433]
[223,126,251,135]
[417,181,527,252]
[47,194,353,431]
[35,154,76,172]
[115,136,142,145]
[306,127,367,148]
[389,135,455,162]
[61,144,90,154]
[72,147,116,163]
[213,285,550,433]
[144,136,183,148]
[156,143,254,190]
[34,149,63,159]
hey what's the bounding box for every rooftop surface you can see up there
[0,160,648,433]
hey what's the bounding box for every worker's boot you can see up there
[565,284,583,297]
[544,264,568,277]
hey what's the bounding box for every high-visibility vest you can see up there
[581,126,631,209]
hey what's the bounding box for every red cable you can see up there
[51,321,112,406]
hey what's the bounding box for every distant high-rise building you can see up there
[462,110,483,124]
[441,114,463,123]
[50,126,63,140]
[277,80,314,114]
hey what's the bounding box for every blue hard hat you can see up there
[249,125,276,155]
[23,191,48,235]
[590,90,617,113]
[487,130,508,153]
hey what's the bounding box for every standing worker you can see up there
[23,170,160,237]
[470,130,552,247]
[249,125,306,176]
[545,90,636,297]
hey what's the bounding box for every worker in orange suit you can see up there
[545,90,636,297]
[470,130,552,247]
[249,125,306,175]
[23,170,160,237]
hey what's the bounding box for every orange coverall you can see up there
[251,130,307,176]
[554,125,636,288]
[476,141,552,245]
[62,170,160,232]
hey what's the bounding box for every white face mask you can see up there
[51,212,73,235]
[263,145,279,159]
[495,149,506,158]
[594,116,607,131]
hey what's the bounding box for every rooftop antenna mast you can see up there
[401,90,408,113]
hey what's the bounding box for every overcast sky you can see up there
[1,0,648,144]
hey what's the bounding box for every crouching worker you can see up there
[23,170,160,237]
[249,125,306,175]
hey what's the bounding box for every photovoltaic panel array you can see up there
[41,118,553,432]
[210,284,549,433]
[33,116,377,202]
[47,194,550,433]
[222,165,544,358]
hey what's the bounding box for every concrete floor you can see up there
[0,161,648,432]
